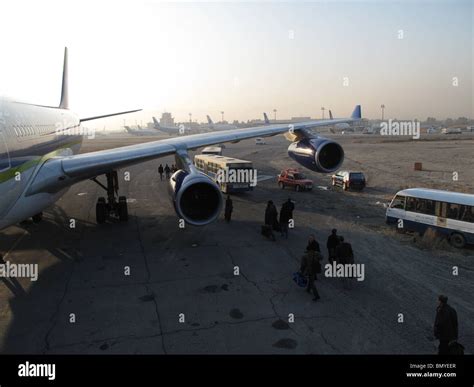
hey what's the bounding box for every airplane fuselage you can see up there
[0,98,83,230]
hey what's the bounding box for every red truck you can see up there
[278,168,313,191]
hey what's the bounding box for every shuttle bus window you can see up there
[416,199,436,215]
[406,197,417,212]
[460,206,474,223]
[447,203,461,220]
[390,195,405,209]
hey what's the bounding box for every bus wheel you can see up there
[449,233,466,248]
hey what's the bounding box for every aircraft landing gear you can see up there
[32,212,43,223]
[92,171,129,224]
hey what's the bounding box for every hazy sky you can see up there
[0,0,472,128]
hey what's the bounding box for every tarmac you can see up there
[0,133,473,354]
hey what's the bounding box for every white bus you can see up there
[194,154,255,193]
[201,146,222,156]
[386,188,474,248]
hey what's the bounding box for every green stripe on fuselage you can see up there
[0,139,82,184]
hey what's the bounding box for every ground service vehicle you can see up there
[331,171,366,191]
[386,188,474,248]
[278,168,313,191]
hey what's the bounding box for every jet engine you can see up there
[287,137,344,173]
[168,170,223,226]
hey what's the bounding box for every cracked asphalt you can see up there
[1,134,473,354]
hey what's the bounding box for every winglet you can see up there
[351,105,361,119]
[59,47,68,109]
[263,112,270,124]
[207,115,213,125]
[329,110,333,120]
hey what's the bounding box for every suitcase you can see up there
[293,272,308,288]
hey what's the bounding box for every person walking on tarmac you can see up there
[434,295,458,355]
[158,164,164,181]
[224,195,233,222]
[264,200,278,240]
[300,250,322,301]
[264,201,277,226]
[306,234,321,253]
[279,200,293,239]
[164,164,171,179]
[327,229,340,264]
[335,236,353,265]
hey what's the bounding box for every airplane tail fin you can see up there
[152,117,160,127]
[329,110,333,120]
[263,112,270,124]
[59,47,69,109]
[351,105,362,120]
[207,115,213,125]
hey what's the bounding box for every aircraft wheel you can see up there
[118,196,129,222]
[96,197,107,224]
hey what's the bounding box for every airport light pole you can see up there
[221,111,224,123]
[381,104,385,121]
[321,107,325,119]
[273,109,277,122]
[189,113,192,124]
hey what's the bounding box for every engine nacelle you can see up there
[168,170,223,226]
[287,137,344,173]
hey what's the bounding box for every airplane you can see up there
[0,48,361,231]
[328,110,352,133]
[152,117,190,135]
[263,113,271,125]
[205,115,238,131]
[124,125,162,136]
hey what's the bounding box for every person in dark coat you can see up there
[335,236,354,265]
[434,295,458,355]
[279,200,292,239]
[285,198,295,219]
[306,234,321,253]
[158,164,164,181]
[264,201,277,225]
[263,201,278,241]
[327,229,340,263]
[224,195,233,222]
[164,164,171,179]
[300,250,322,301]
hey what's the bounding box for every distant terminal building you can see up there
[161,112,175,127]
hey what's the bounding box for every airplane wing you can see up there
[26,106,360,195]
